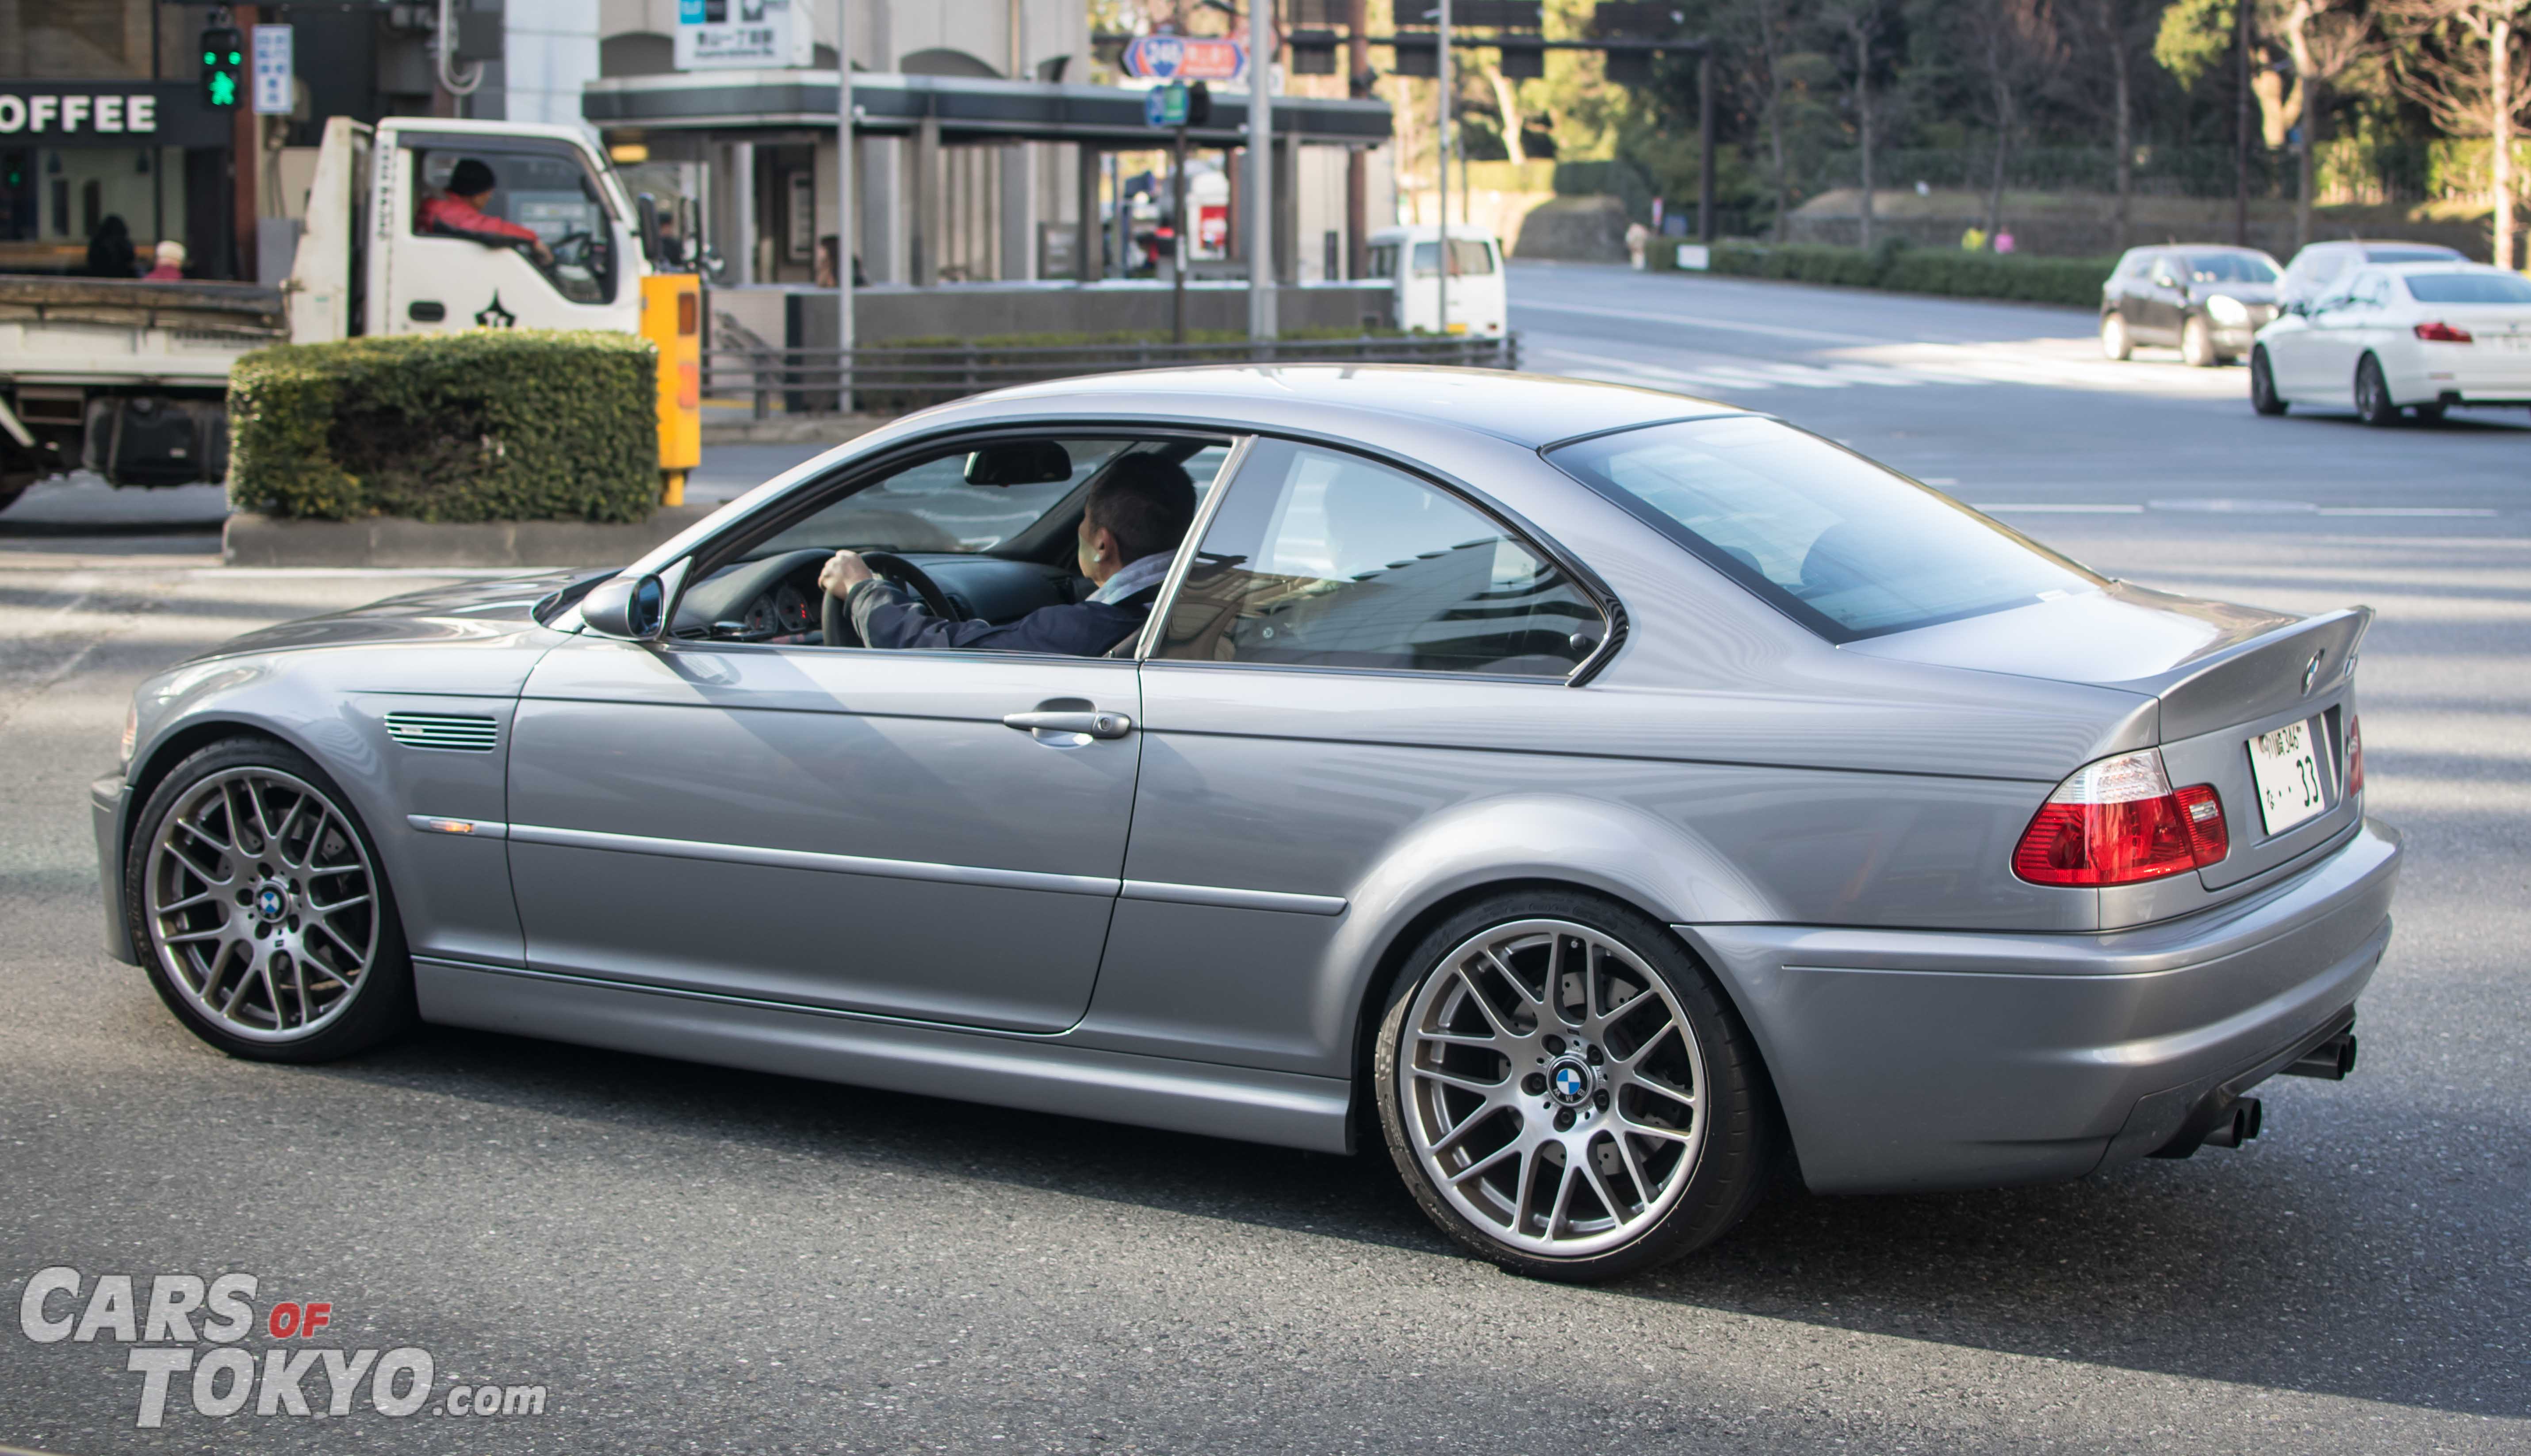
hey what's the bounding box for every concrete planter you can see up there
[222,506,721,569]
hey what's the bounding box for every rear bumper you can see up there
[1681,818,2401,1195]
[92,772,137,966]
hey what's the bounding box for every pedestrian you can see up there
[1961,226,1988,252]
[1995,230,2016,255]
[142,241,186,281]
[87,215,138,278]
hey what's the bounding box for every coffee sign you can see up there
[0,83,225,147]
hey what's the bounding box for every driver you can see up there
[818,453,1197,654]
[418,159,553,266]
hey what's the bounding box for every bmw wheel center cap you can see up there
[255,885,287,921]
[1548,1058,1592,1106]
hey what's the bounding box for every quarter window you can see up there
[1155,441,1602,676]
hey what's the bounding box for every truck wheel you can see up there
[1373,890,1780,1282]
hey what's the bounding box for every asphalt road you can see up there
[2,265,2525,1454]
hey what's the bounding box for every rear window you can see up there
[1546,416,2102,642]
[1410,240,1496,276]
[2181,252,2278,283]
[2403,271,2531,304]
[2363,246,2462,264]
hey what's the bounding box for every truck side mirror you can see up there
[636,193,667,269]
[581,573,666,640]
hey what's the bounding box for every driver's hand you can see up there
[531,240,553,265]
[819,550,874,598]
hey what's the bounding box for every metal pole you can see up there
[1697,48,1715,243]
[1436,0,1450,336]
[835,0,855,407]
[1247,0,1275,338]
[2233,0,2250,247]
[1172,121,1189,344]
[1346,0,1368,280]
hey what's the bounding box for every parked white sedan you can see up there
[2249,262,2531,424]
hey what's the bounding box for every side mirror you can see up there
[580,573,666,640]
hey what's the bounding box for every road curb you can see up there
[222,507,721,569]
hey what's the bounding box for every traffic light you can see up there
[201,27,244,109]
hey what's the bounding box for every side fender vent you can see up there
[383,711,499,753]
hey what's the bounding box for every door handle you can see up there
[1003,710,1134,740]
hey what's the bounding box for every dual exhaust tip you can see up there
[2155,1029,2357,1159]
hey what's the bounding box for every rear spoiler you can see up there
[2108,606,2372,742]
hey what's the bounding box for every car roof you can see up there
[2359,242,2464,257]
[2370,260,2505,274]
[943,365,1746,450]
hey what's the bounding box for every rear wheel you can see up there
[2354,353,2401,426]
[2249,347,2289,415]
[126,737,416,1062]
[2099,313,2132,361]
[1374,890,1777,1282]
[2181,314,2219,367]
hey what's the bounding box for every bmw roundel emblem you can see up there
[1551,1062,1589,1105]
[255,886,286,921]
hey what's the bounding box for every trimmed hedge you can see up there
[1657,238,2115,307]
[229,330,659,523]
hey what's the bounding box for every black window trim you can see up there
[1541,413,2102,647]
[1141,429,1623,686]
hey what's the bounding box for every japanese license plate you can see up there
[2247,717,2330,836]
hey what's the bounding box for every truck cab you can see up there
[1367,225,1507,338]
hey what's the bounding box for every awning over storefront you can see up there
[583,70,1390,149]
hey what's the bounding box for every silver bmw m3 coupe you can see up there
[95,368,2398,1281]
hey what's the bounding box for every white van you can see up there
[1367,225,1507,337]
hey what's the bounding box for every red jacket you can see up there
[417,194,539,247]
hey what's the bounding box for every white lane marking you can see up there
[2316,506,2502,517]
[1973,503,2149,514]
[1513,299,1890,345]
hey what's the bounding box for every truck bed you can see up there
[0,277,287,389]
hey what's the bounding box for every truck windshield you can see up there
[1547,416,2102,641]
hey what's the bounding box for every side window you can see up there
[1368,243,1398,279]
[411,145,618,305]
[1156,440,1604,677]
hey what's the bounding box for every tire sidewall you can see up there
[2183,315,2215,367]
[1371,890,1775,1282]
[125,735,416,1063]
[2355,355,2398,425]
[2100,313,2129,360]
[2250,348,2286,415]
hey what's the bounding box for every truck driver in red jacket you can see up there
[417,158,552,265]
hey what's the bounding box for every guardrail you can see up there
[701,331,1522,418]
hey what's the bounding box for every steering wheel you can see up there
[544,229,593,264]
[820,551,959,648]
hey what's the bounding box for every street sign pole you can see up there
[1245,0,1273,342]
[835,0,854,410]
[1172,109,1189,344]
[1436,0,1450,338]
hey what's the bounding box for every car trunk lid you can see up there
[1846,582,2371,898]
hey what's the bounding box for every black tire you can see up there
[1372,889,1778,1282]
[2249,348,2288,416]
[2354,353,2401,426]
[125,736,417,1062]
[2181,314,2219,367]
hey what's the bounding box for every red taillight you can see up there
[2012,749,2230,886]
[2414,321,2473,342]
[2347,715,2365,794]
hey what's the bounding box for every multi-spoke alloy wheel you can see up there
[129,739,414,1060]
[1375,895,1776,1280]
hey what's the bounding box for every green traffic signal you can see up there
[208,73,238,107]
[200,25,244,108]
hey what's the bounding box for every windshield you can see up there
[2404,271,2531,304]
[2363,246,2459,264]
[2183,253,2278,284]
[1547,416,2103,641]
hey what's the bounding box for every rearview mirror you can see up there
[964,440,1074,486]
[580,573,666,640]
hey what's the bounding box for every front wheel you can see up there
[2249,347,2289,415]
[2181,314,2219,367]
[2099,313,2132,361]
[1374,892,1778,1282]
[2354,353,2402,426]
[126,737,416,1062]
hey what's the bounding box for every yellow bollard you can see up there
[641,273,703,508]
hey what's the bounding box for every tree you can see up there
[1818,0,1896,248]
[2271,1,2378,249]
[2381,0,2530,267]
[1954,0,2067,238]
[2062,0,2157,252]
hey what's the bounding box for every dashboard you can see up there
[672,548,1086,645]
